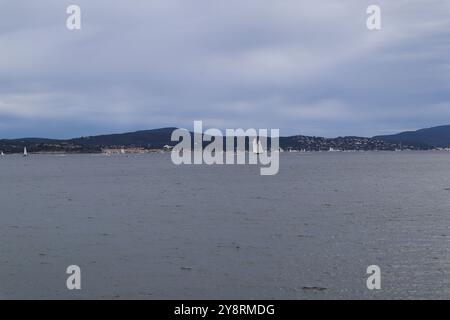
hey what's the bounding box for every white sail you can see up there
[252,138,265,154]
[257,139,264,153]
[252,138,259,154]
[23,147,27,156]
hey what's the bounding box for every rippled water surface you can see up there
[1,152,450,299]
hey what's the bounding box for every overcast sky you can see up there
[0,0,449,138]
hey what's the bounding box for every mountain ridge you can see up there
[1,125,450,153]
[375,125,450,148]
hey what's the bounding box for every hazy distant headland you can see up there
[1,125,450,154]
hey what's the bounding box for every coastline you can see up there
[2,149,450,156]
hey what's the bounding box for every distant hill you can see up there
[1,125,447,153]
[279,135,407,151]
[69,127,177,148]
[375,125,450,148]
[0,128,177,153]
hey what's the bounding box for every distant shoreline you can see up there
[2,125,450,153]
[3,149,450,156]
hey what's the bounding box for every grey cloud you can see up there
[0,0,449,138]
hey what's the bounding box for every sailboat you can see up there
[0,151,4,156]
[23,147,28,157]
[252,138,264,154]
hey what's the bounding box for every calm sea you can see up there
[1,152,450,299]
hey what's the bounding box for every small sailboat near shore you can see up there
[23,147,28,157]
[252,138,265,154]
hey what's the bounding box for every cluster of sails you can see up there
[252,138,265,154]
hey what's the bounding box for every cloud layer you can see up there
[1,0,449,138]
